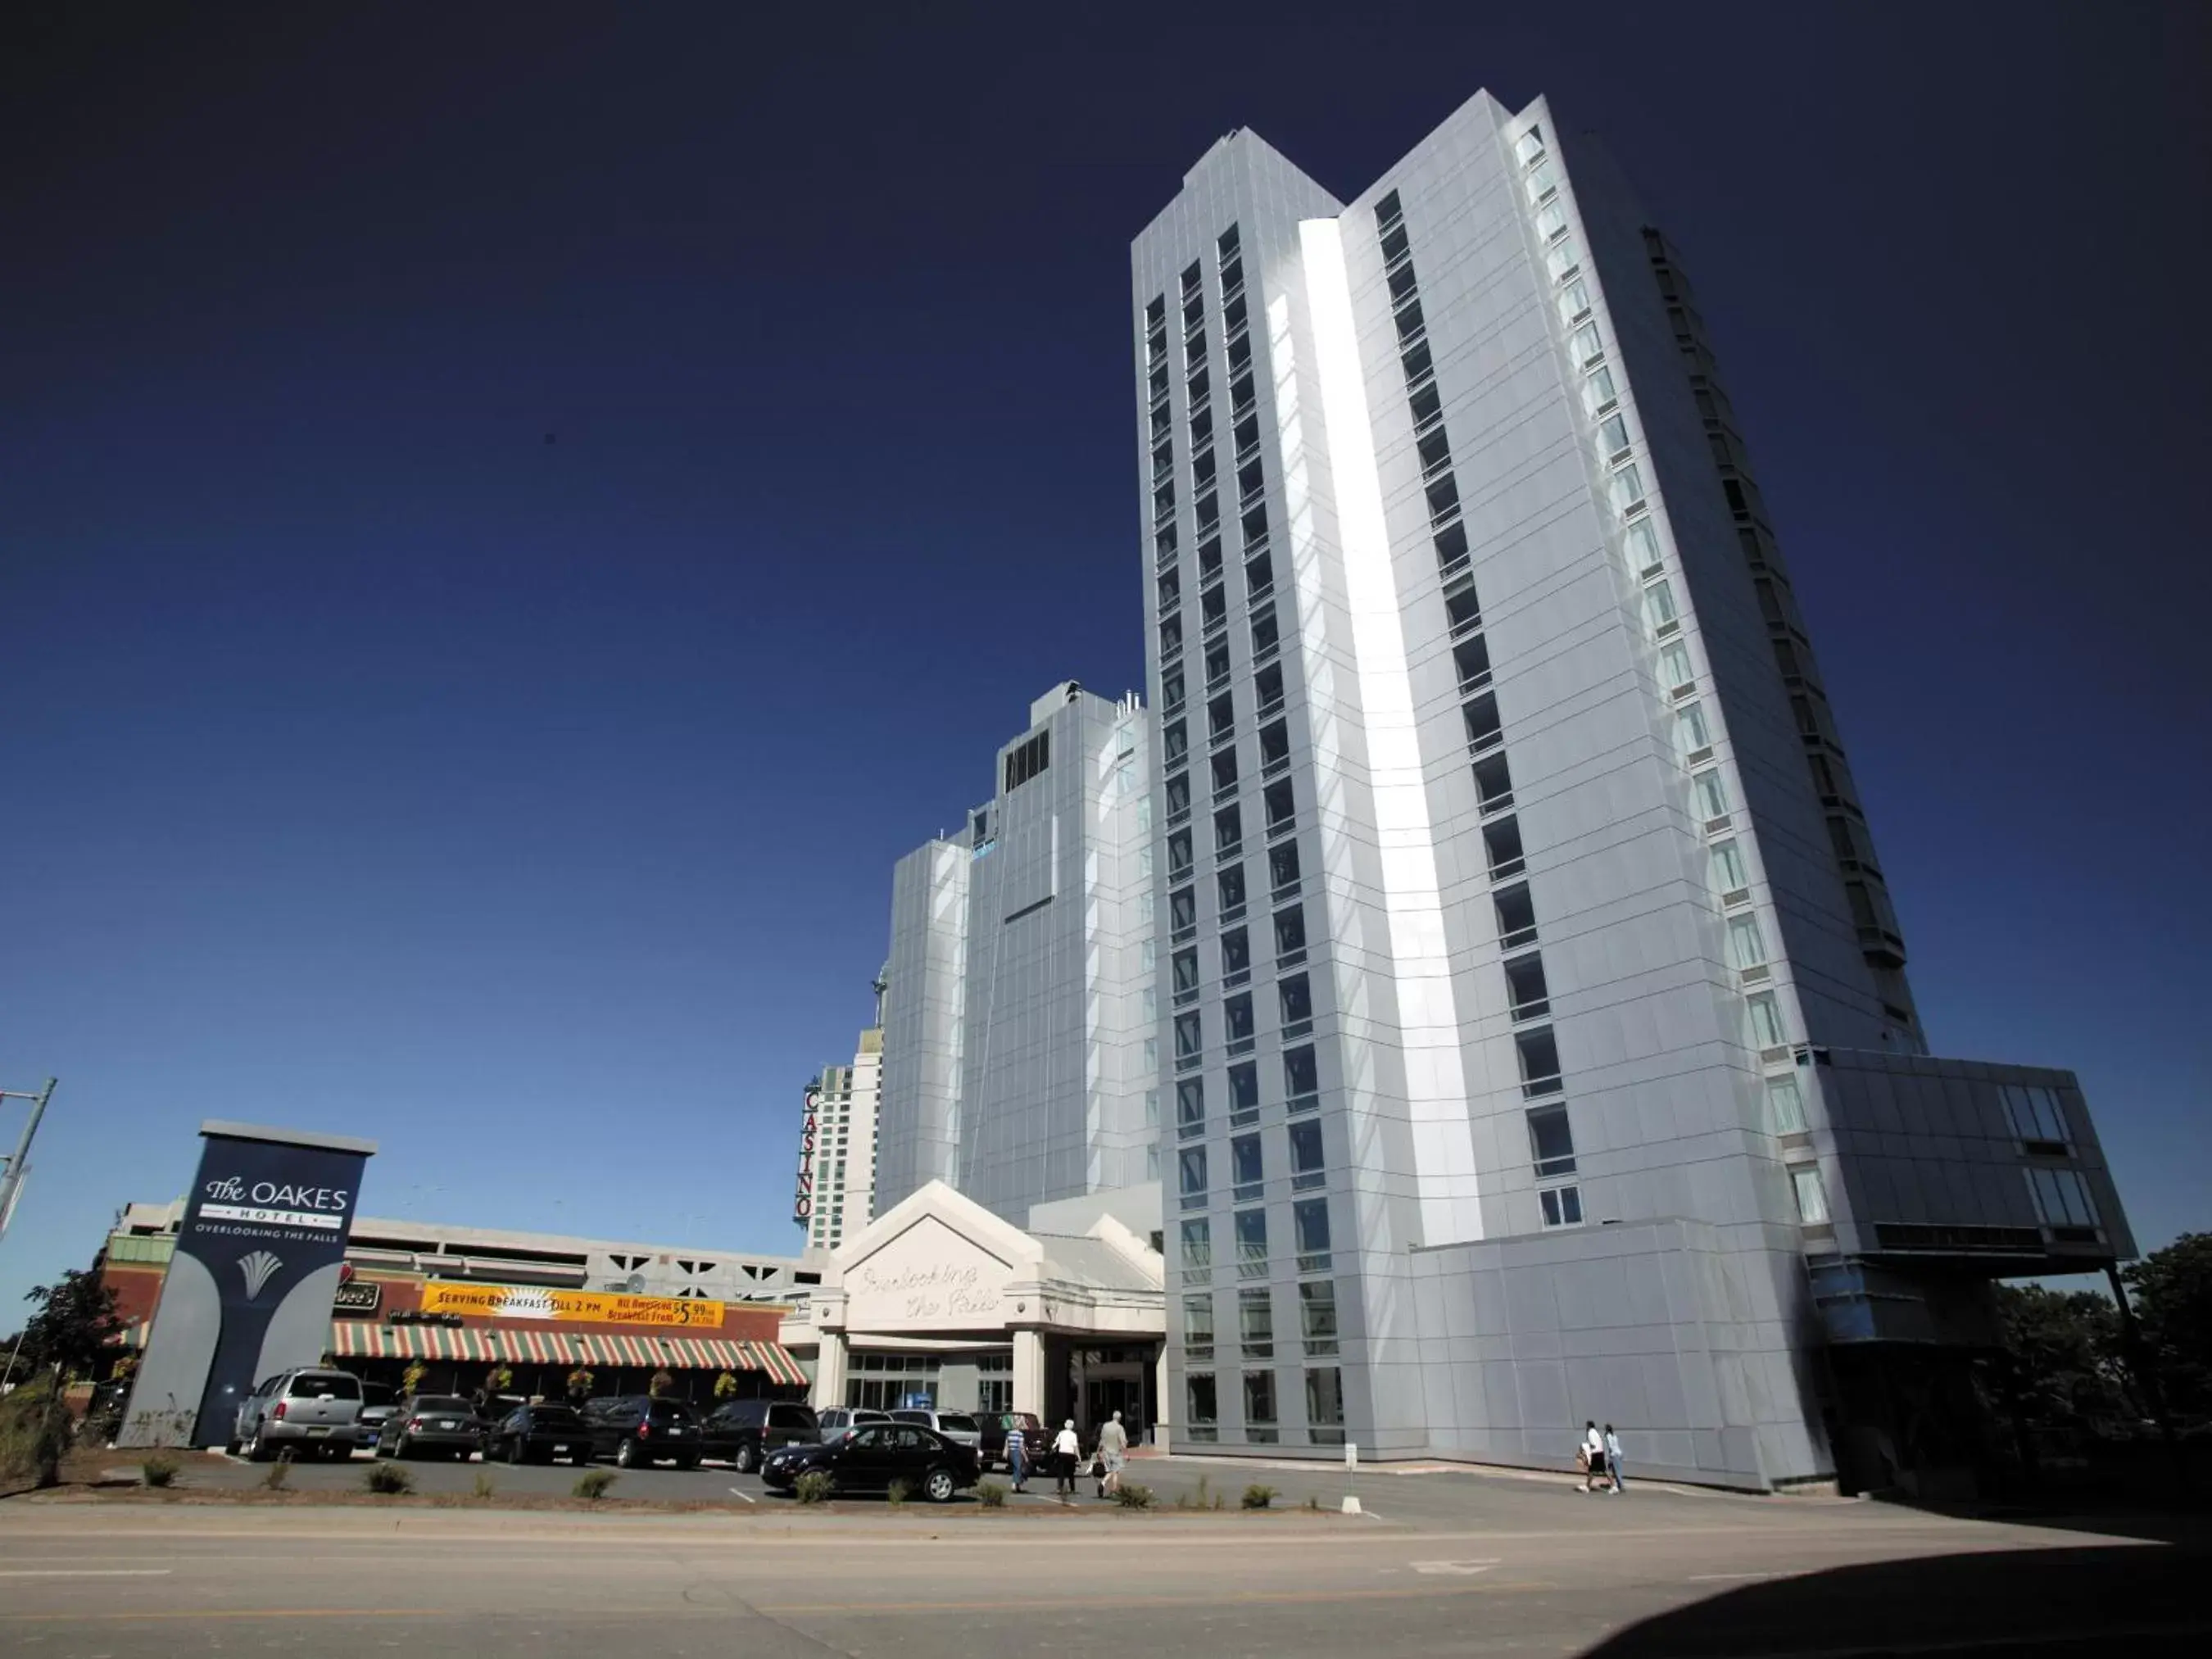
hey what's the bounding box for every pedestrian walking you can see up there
[1095,1409,1128,1498]
[1604,1424,1625,1494]
[1579,1421,1608,1493]
[1052,1418,1081,1501]
[1005,1418,1028,1493]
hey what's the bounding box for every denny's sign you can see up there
[415,1282,726,1329]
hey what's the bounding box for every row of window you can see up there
[1183,1280,1338,1362]
[1183,1364,1344,1445]
[1176,1113,1327,1209]
[1169,907,1308,1006]
[1180,1197,1331,1285]
[1173,1040,1320,1136]
[1166,839,1302,943]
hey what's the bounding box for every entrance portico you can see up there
[781,1181,1166,1441]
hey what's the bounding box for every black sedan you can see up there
[761,1421,980,1503]
[373,1395,487,1461]
[483,1403,594,1466]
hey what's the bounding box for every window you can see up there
[1225,990,1255,1053]
[1599,411,1630,456]
[1172,946,1200,999]
[1610,463,1645,514]
[1660,638,1694,691]
[1791,1164,1831,1226]
[1535,198,1568,240]
[1527,1103,1575,1178]
[1514,127,1544,165]
[1711,838,1749,896]
[1181,1217,1212,1278]
[1167,827,1193,880]
[1306,1367,1345,1442]
[1186,1373,1217,1430]
[1471,750,1514,815]
[1727,913,1766,971]
[1171,885,1197,938]
[1164,771,1191,822]
[1161,667,1185,714]
[1747,990,1787,1049]
[1174,1009,1203,1060]
[1643,578,1679,633]
[1231,1134,1263,1203]
[1693,769,1729,820]
[1285,1045,1318,1108]
[1572,321,1603,363]
[1258,717,1290,772]
[1623,514,1660,573]
[1244,546,1274,596]
[1269,839,1301,897]
[1251,607,1280,661]
[1279,972,1313,1036]
[1145,1087,1161,1127]
[1516,1027,1563,1097]
[1201,584,1228,634]
[1227,1061,1260,1118]
[1211,747,1239,797]
[1199,534,1223,582]
[1483,815,1525,879]
[1004,730,1050,791]
[2028,1167,2100,1231]
[1289,1118,1325,1190]
[1183,1293,1215,1361]
[1163,718,1188,767]
[2002,1084,2069,1145]
[1157,567,1181,613]
[1264,778,1294,835]
[1177,1077,1205,1138]
[1494,882,1538,950]
[1504,951,1549,1021]
[1243,1369,1277,1437]
[1221,925,1250,981]
[1539,1185,1584,1227]
[1254,661,1285,716]
[1767,1074,1806,1135]
[1235,1205,1267,1276]
[1218,863,1247,920]
[1294,1196,1331,1270]
[1274,904,1306,963]
[1455,637,1494,695]
[1179,1146,1208,1206]
[1445,585,1482,640]
[1434,518,1470,573]
[1299,1281,1339,1356]
[1208,691,1235,745]
[1426,473,1460,524]
[1235,1287,1276,1362]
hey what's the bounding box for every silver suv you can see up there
[230,1367,363,1461]
[888,1407,982,1453]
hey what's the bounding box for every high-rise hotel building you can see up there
[1134,90,2131,1488]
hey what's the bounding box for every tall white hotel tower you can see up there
[1134,90,2130,1488]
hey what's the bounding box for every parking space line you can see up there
[728,1487,756,1503]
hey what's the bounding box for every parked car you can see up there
[761,1421,980,1503]
[374,1394,487,1461]
[230,1367,363,1461]
[580,1395,703,1468]
[483,1403,594,1466]
[353,1380,400,1450]
[976,1410,1046,1471]
[813,1407,890,1439]
[889,1407,982,1454]
[700,1398,821,1473]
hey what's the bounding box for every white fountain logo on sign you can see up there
[237,1250,283,1300]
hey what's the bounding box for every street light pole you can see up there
[0,1077,57,1248]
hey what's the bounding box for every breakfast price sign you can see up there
[415,1282,727,1329]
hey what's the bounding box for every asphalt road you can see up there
[6,1459,2205,1657]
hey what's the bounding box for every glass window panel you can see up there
[1178,1077,1205,1130]
[1694,769,1729,818]
[1747,991,1787,1048]
[1660,639,1694,688]
[1582,363,1617,415]
[1289,1118,1324,1176]
[1305,1367,1344,1426]
[1299,1281,1338,1344]
[1243,1369,1277,1423]
[1186,1374,1217,1424]
[1727,913,1767,969]
[1791,1165,1831,1226]
[1767,1075,1806,1135]
[1180,1217,1211,1273]
[1711,838,1749,891]
[1235,1207,1267,1270]
[1285,1045,1318,1099]
[1623,514,1660,569]
[1179,1146,1207,1198]
[1644,578,1678,630]
[1182,1294,1214,1345]
[1231,1134,1262,1187]
[1294,1197,1330,1256]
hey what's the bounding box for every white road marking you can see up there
[728,1487,756,1503]
[1410,1559,1499,1575]
[0,1569,175,1578]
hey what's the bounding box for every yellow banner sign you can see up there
[415,1282,725,1329]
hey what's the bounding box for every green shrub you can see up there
[262,1453,292,1491]
[472,1471,496,1500]
[140,1453,182,1488]
[1114,1480,1155,1509]
[1304,1494,1321,1512]
[794,1470,834,1505]
[0,1381,70,1491]
[886,1477,911,1507]
[362,1462,415,1495]
[976,1479,1008,1507]
[572,1470,618,1501]
[1241,1483,1277,1510]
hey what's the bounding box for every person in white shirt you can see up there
[1052,1419,1081,1501]
[1580,1421,1607,1493]
[1603,1424,1625,1494]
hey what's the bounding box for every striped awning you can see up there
[324,1322,805,1384]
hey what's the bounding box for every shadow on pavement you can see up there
[1581,1542,2209,1657]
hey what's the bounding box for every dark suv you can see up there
[580,1395,703,1468]
[700,1398,819,1472]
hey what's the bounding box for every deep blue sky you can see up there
[3,2,2206,1317]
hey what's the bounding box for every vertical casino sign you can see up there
[116,1122,376,1448]
[792,1084,818,1226]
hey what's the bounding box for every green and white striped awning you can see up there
[322,1322,805,1384]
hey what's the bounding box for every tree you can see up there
[2125,1233,2212,1416]
[18,1271,121,1380]
[1989,1284,2136,1432]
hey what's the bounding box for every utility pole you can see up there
[0,1077,57,1248]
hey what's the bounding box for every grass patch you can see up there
[572,1469,618,1501]
[362,1462,415,1495]
[472,1471,497,1500]
[1114,1480,1155,1509]
[886,1477,911,1507]
[976,1479,1008,1507]
[139,1453,182,1489]
[1175,1473,1226,1512]
[794,1470,834,1505]
[1241,1483,1277,1510]
[261,1453,292,1491]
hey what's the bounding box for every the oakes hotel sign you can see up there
[117,1121,376,1449]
